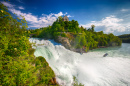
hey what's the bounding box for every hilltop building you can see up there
[62,15,69,21]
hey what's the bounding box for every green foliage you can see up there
[35,19,82,40]
[1,57,38,86]
[28,10,122,52]
[0,2,58,86]
[74,34,87,48]
[118,34,130,43]
[73,76,84,86]
[34,56,56,85]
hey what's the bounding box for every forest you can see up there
[29,16,122,52]
[118,34,130,43]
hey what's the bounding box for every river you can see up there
[29,38,130,86]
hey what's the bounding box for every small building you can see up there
[62,15,69,21]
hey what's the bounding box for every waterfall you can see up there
[29,38,130,86]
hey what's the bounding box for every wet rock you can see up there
[55,36,71,49]
[49,77,57,85]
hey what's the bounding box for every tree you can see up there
[91,25,95,32]
[57,16,62,23]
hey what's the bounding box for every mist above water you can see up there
[29,38,130,86]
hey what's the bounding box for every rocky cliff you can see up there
[55,36,71,49]
[55,36,86,53]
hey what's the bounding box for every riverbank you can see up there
[53,35,121,54]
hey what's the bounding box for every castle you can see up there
[62,15,69,21]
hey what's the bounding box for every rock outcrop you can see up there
[49,77,58,85]
[55,36,71,49]
[55,36,87,53]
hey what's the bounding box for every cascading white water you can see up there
[29,38,130,86]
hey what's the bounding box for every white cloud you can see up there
[91,21,96,23]
[80,15,130,35]
[1,1,15,8]
[65,12,68,15]
[8,8,57,28]
[63,12,74,17]
[67,15,74,17]
[16,0,24,3]
[18,6,24,10]
[8,8,38,26]
[121,9,129,12]
[1,1,73,28]
[54,11,63,17]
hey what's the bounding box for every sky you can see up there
[1,0,130,35]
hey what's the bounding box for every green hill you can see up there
[29,16,122,53]
[118,34,130,43]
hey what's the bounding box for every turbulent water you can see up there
[29,38,130,86]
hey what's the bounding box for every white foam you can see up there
[29,38,130,86]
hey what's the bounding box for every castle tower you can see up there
[62,15,69,21]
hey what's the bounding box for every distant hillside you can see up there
[118,34,130,43]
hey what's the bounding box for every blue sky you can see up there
[1,0,130,35]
